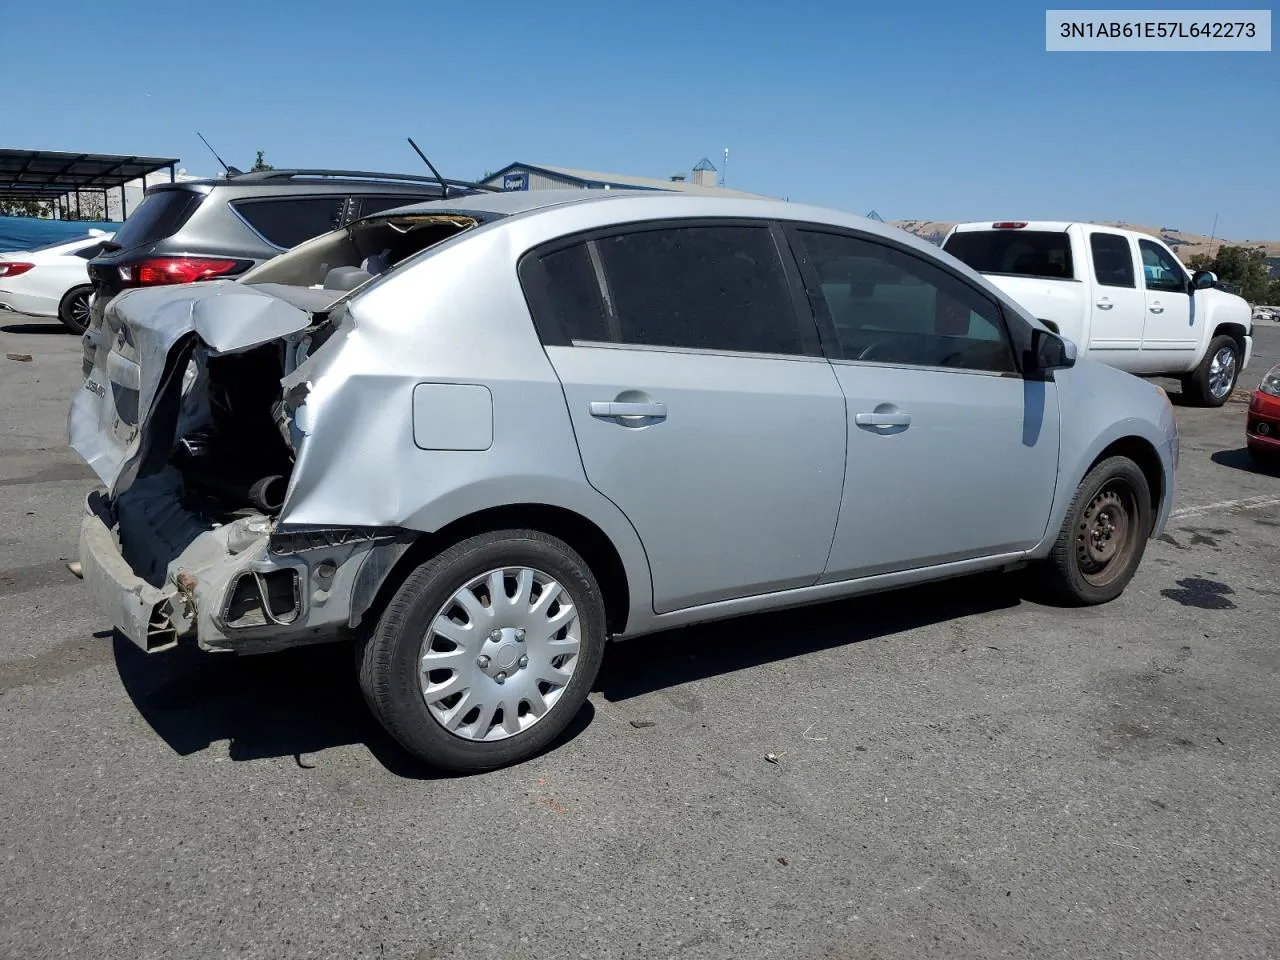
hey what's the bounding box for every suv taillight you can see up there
[121,257,243,286]
[0,262,35,277]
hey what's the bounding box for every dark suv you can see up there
[81,168,487,335]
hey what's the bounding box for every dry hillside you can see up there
[893,219,1280,265]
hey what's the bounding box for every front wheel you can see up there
[357,529,607,773]
[1037,456,1152,605]
[1180,335,1240,407]
[58,285,93,334]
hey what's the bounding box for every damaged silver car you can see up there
[71,189,1178,772]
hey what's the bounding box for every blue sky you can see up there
[2,0,1276,237]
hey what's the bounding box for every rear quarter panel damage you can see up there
[276,226,657,634]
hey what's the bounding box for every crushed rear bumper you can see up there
[79,485,406,655]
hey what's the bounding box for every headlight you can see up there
[1260,363,1280,397]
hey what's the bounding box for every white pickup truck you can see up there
[941,221,1254,406]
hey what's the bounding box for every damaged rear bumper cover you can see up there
[80,491,409,655]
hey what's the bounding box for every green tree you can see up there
[1188,244,1278,304]
[0,199,51,217]
[252,150,274,172]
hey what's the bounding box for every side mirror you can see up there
[1191,269,1217,290]
[1028,327,1076,373]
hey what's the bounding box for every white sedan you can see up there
[0,229,114,333]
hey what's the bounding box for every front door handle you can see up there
[854,411,911,427]
[1096,299,1114,310]
[1149,302,1165,314]
[589,400,667,422]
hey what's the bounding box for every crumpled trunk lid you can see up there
[68,280,320,495]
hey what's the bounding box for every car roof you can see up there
[369,188,941,256]
[950,221,1077,233]
[148,170,471,196]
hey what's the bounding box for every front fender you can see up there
[1031,364,1178,556]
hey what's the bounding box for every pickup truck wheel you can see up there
[357,529,606,773]
[1180,335,1240,407]
[1037,456,1152,605]
[58,285,93,334]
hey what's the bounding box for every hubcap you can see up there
[1208,346,1237,399]
[419,567,581,742]
[70,293,91,325]
[1075,483,1137,587]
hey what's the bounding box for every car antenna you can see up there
[196,132,243,178]
[406,137,451,196]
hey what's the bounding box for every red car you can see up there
[1246,363,1280,470]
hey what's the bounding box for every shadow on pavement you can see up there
[1,321,68,335]
[597,571,1022,702]
[1211,447,1277,475]
[115,572,1023,770]
[112,632,594,779]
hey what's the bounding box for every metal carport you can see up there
[0,149,180,220]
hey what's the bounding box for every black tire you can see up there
[1180,334,1240,407]
[1037,456,1152,605]
[357,529,607,773]
[57,285,93,334]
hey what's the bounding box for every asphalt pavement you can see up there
[2,314,1278,960]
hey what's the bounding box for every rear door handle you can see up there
[1149,303,1164,314]
[854,411,911,427]
[1096,299,1114,310]
[589,401,667,421]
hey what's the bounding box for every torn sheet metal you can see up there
[68,281,314,494]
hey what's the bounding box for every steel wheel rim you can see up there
[70,292,91,326]
[419,566,582,742]
[1208,346,1237,399]
[1075,481,1138,587]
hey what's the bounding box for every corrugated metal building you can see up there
[480,159,768,199]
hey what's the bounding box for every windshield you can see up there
[944,230,1075,280]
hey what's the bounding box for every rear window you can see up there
[231,196,346,249]
[111,189,203,249]
[943,229,1075,280]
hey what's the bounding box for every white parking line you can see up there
[1171,496,1280,520]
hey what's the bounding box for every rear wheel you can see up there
[58,285,93,334]
[357,529,607,772]
[1180,335,1240,407]
[1037,456,1152,605]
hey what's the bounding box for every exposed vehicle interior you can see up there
[240,213,483,293]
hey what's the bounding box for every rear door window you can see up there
[942,229,1074,280]
[231,196,346,249]
[1089,232,1136,287]
[110,190,203,249]
[592,224,803,354]
[524,223,809,356]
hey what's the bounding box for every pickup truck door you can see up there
[1137,238,1197,354]
[1084,230,1146,354]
